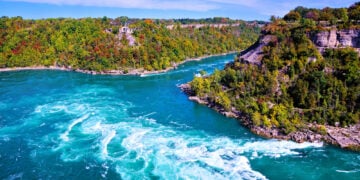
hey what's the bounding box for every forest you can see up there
[189,3,360,134]
[0,17,260,72]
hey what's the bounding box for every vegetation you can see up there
[189,3,360,134]
[0,17,260,72]
[282,2,360,29]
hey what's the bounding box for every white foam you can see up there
[252,151,259,158]
[92,121,102,131]
[101,130,116,157]
[336,169,360,173]
[241,140,323,158]
[34,105,43,113]
[50,105,69,113]
[118,125,268,180]
[35,104,69,114]
[60,114,89,142]
[142,112,156,118]
[121,129,150,150]
[169,121,192,129]
[114,117,326,179]
[60,153,82,162]
[80,119,103,134]
[33,105,321,179]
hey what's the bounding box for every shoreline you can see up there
[0,51,237,76]
[179,83,360,151]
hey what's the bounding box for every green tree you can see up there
[284,11,301,22]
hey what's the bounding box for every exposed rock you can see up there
[118,25,136,46]
[249,125,323,143]
[188,96,207,104]
[325,124,360,149]
[239,35,276,65]
[290,132,307,143]
[310,29,360,54]
[179,83,194,96]
[222,111,237,118]
[240,29,360,65]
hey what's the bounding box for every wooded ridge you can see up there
[0,17,261,73]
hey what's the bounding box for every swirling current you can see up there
[0,54,359,179]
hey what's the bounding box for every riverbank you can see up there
[180,83,360,151]
[0,52,237,76]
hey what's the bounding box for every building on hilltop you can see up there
[118,23,136,46]
[120,23,134,34]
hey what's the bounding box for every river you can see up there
[0,53,359,179]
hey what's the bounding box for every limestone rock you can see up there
[188,96,207,104]
[325,124,360,149]
[239,35,276,65]
[310,29,360,54]
[240,28,360,66]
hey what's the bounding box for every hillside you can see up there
[0,17,260,74]
[183,3,360,150]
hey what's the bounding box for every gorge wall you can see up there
[240,28,360,64]
[310,29,360,54]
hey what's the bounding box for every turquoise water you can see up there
[0,54,359,179]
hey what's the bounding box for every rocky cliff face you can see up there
[310,29,360,53]
[240,29,360,64]
[238,35,276,65]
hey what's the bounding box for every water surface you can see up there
[0,54,359,179]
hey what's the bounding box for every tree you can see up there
[270,15,277,22]
[215,92,232,111]
[348,2,360,20]
[284,11,301,22]
[333,8,349,22]
[305,11,320,21]
[252,112,262,126]
[190,77,205,96]
[319,7,335,21]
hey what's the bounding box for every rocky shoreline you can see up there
[180,83,360,151]
[0,65,175,76]
[0,52,236,76]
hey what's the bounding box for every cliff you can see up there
[310,29,360,54]
[238,35,275,64]
[239,28,360,65]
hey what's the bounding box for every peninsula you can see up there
[182,3,360,151]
